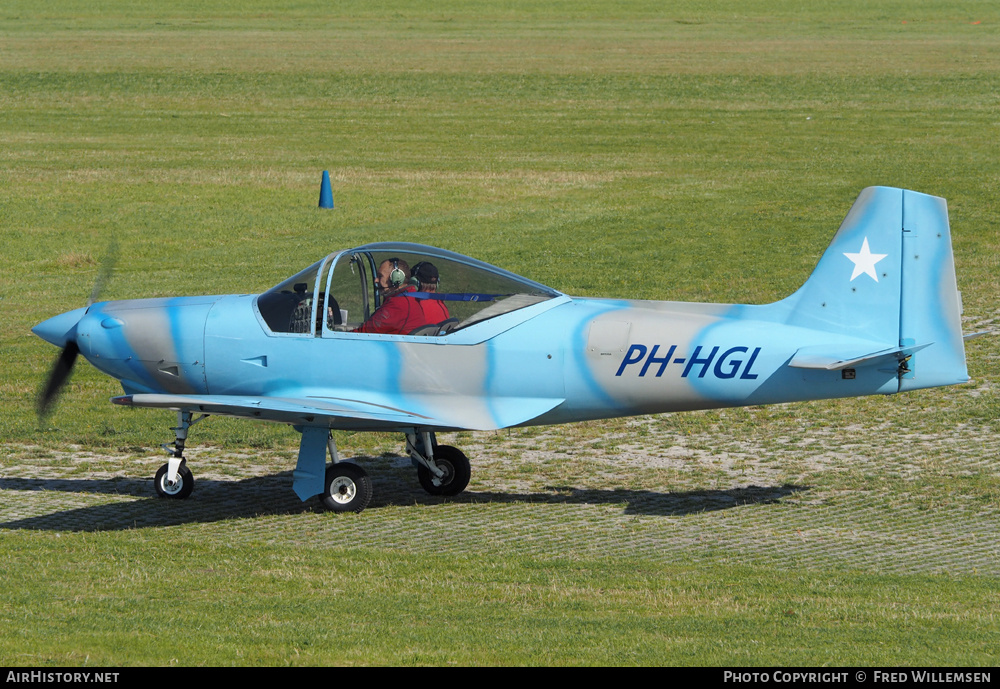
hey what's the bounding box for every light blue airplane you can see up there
[33,187,970,512]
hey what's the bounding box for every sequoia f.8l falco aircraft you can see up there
[33,187,970,512]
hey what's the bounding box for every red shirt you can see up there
[355,286,451,335]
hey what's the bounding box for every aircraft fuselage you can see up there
[72,291,915,433]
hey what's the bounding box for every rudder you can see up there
[898,189,969,390]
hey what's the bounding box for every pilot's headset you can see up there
[386,258,407,288]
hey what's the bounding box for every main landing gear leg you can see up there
[319,432,372,513]
[154,410,206,500]
[407,431,471,497]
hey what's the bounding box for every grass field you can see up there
[1,0,999,666]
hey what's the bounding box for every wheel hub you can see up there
[161,476,183,495]
[329,476,357,504]
[431,461,453,487]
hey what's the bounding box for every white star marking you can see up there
[843,237,888,282]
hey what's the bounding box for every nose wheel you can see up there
[154,461,194,499]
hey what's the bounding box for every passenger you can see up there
[354,259,450,334]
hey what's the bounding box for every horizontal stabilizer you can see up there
[788,342,931,371]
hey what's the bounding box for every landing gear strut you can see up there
[407,431,471,497]
[312,429,372,512]
[154,410,206,500]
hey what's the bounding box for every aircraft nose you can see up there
[32,307,89,348]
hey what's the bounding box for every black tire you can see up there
[154,462,194,499]
[417,445,471,496]
[321,462,372,513]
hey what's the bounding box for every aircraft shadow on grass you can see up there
[0,466,809,532]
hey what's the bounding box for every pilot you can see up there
[354,259,450,334]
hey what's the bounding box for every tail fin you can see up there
[776,187,968,391]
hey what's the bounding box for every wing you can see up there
[111,392,564,432]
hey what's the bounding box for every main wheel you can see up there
[321,462,372,513]
[417,445,471,496]
[154,462,194,499]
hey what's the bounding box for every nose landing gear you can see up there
[153,410,206,500]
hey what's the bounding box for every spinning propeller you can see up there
[35,240,118,421]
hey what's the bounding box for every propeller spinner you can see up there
[34,242,117,421]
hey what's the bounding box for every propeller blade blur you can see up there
[37,341,80,421]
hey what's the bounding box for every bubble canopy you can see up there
[255,242,562,336]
